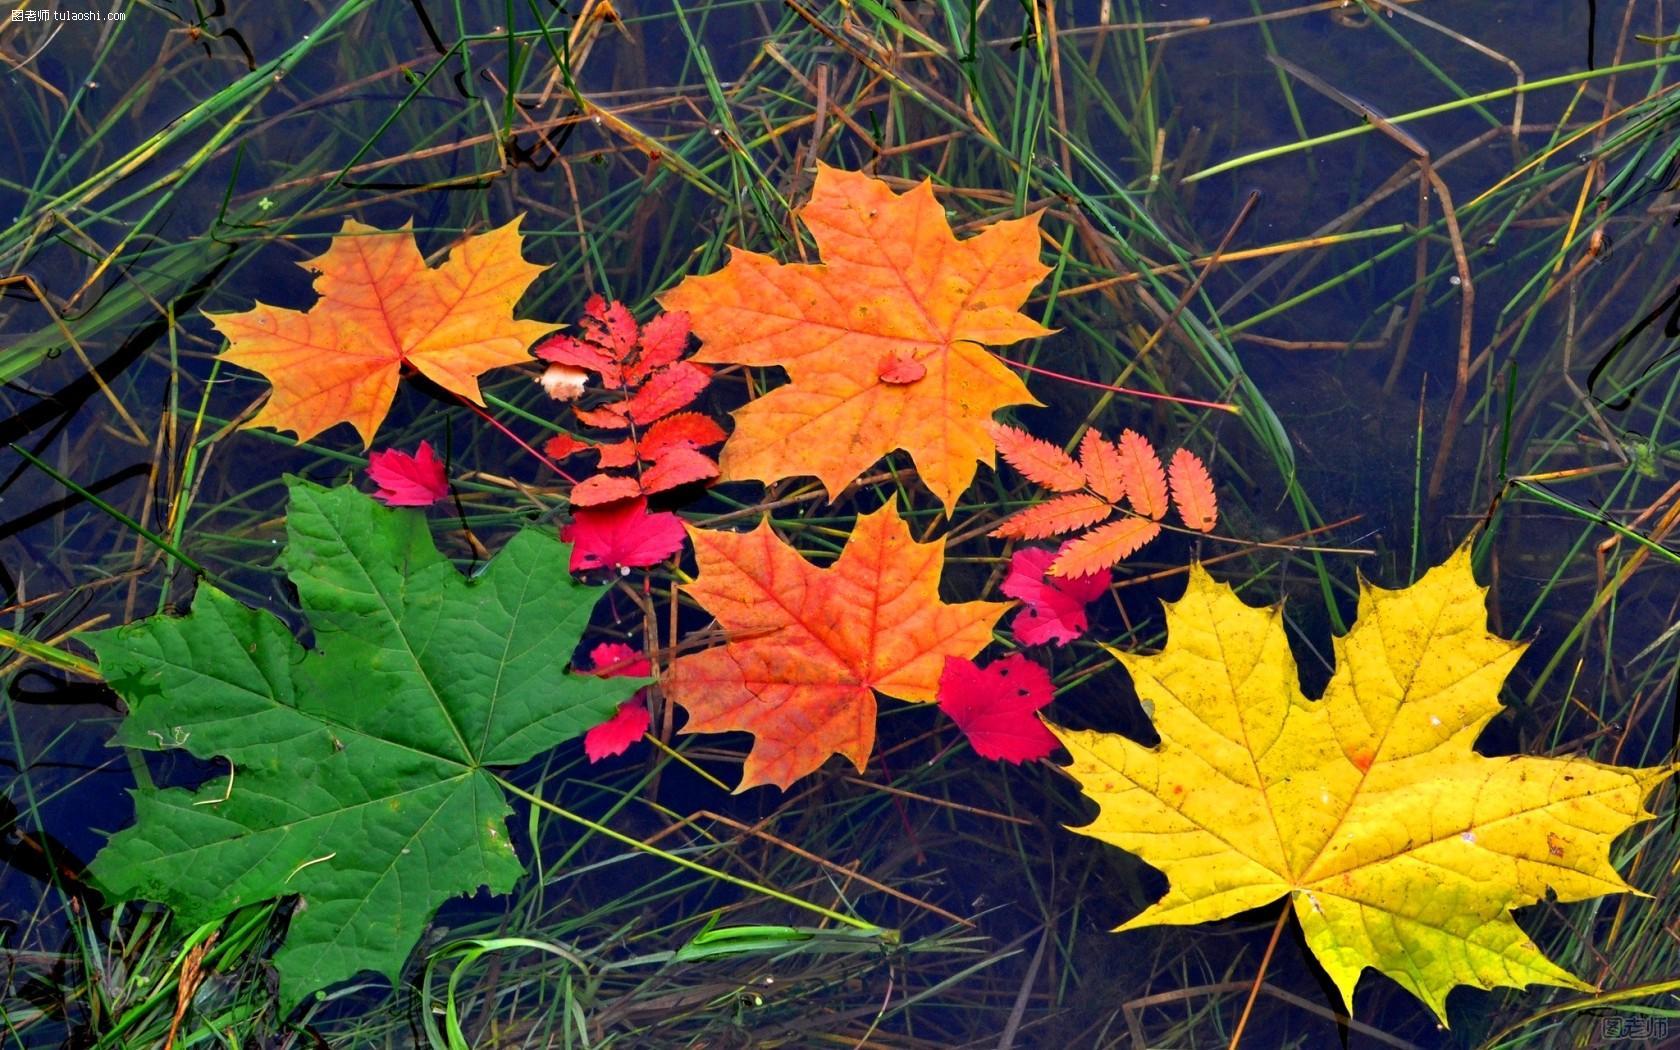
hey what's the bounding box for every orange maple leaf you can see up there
[209,218,554,445]
[666,502,1007,790]
[659,164,1053,513]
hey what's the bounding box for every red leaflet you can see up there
[366,440,449,507]
[1001,547,1110,646]
[583,641,653,762]
[988,422,1086,492]
[639,446,719,495]
[937,654,1058,763]
[639,413,728,461]
[1168,447,1219,532]
[559,497,688,573]
[543,433,593,460]
[570,474,645,508]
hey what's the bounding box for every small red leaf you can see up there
[623,361,712,424]
[366,440,449,507]
[640,446,719,495]
[592,439,640,470]
[588,641,652,678]
[584,699,651,762]
[533,335,615,380]
[1169,448,1219,532]
[544,433,593,461]
[569,473,646,508]
[877,352,927,384]
[988,422,1086,492]
[937,654,1058,763]
[639,412,727,461]
[1001,547,1110,647]
[627,311,693,383]
[560,497,687,573]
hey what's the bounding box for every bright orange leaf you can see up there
[1115,429,1169,519]
[659,164,1053,512]
[989,422,1086,492]
[665,502,1007,791]
[990,493,1112,540]
[1168,447,1219,532]
[1078,429,1128,503]
[1050,518,1161,578]
[210,218,554,446]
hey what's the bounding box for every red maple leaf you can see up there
[936,654,1058,763]
[559,498,687,573]
[365,440,449,507]
[582,642,652,762]
[1001,548,1109,646]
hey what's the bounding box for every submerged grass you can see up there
[2,0,1678,1046]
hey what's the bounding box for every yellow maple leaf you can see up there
[1048,547,1674,1022]
[658,164,1052,513]
[209,218,555,446]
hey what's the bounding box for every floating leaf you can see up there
[583,642,653,762]
[365,440,449,507]
[1168,448,1218,533]
[1115,429,1169,520]
[210,218,552,445]
[560,497,687,573]
[1077,429,1128,503]
[990,493,1112,540]
[1048,549,1675,1022]
[937,654,1058,763]
[666,502,1007,791]
[1050,518,1162,578]
[989,422,1085,492]
[1001,547,1110,646]
[87,481,640,1008]
[661,164,1051,512]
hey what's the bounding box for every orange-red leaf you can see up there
[639,412,727,461]
[570,474,644,507]
[592,439,640,470]
[1169,448,1219,532]
[660,164,1052,512]
[666,503,1007,791]
[1078,429,1127,503]
[575,361,712,429]
[210,218,553,446]
[988,422,1086,493]
[1116,429,1169,520]
[639,446,719,495]
[990,493,1112,540]
[543,433,593,460]
[1050,517,1162,577]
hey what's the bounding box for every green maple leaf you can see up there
[87,479,643,1008]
